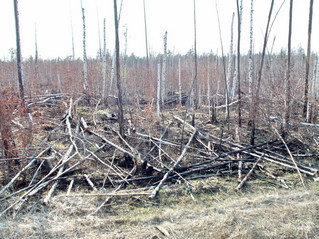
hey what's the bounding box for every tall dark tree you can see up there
[303,0,314,120]
[113,0,125,137]
[193,0,198,109]
[285,0,293,128]
[13,0,25,104]
[250,0,275,145]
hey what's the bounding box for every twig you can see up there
[236,154,264,190]
[150,130,197,199]
[0,147,50,195]
[274,127,306,187]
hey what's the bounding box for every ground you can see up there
[1,178,319,239]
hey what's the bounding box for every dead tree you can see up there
[303,0,314,120]
[13,0,25,104]
[216,2,229,123]
[248,0,254,104]
[226,13,234,101]
[161,31,167,104]
[113,0,125,137]
[236,0,243,127]
[143,0,149,67]
[81,1,89,101]
[284,0,293,129]
[102,18,107,102]
[193,0,198,109]
[250,0,275,145]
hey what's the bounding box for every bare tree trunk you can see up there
[303,0,314,120]
[161,31,167,104]
[102,18,107,102]
[96,4,102,59]
[34,24,39,97]
[193,0,198,109]
[81,1,89,101]
[284,0,293,129]
[179,57,182,105]
[250,0,275,145]
[113,0,125,137]
[143,0,149,67]
[227,13,234,101]
[157,63,161,116]
[71,17,75,61]
[13,0,25,104]
[216,2,229,123]
[236,0,243,127]
[248,0,254,104]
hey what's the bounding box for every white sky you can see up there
[0,0,318,59]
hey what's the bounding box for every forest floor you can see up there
[1,178,319,239]
[1,96,319,238]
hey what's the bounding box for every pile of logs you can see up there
[0,96,318,215]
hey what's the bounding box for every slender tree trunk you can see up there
[113,0,125,137]
[216,2,229,123]
[143,0,149,67]
[161,31,167,104]
[157,63,161,116]
[226,13,234,101]
[250,0,275,145]
[34,24,39,97]
[102,18,107,102]
[193,0,198,109]
[303,0,314,120]
[13,0,25,104]
[284,0,293,129]
[248,0,254,104]
[179,57,182,105]
[236,0,243,127]
[81,1,89,100]
[71,17,75,61]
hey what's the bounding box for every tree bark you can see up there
[113,0,125,137]
[250,0,275,145]
[303,0,314,120]
[13,0,25,104]
[284,0,293,129]
[81,1,89,100]
[236,0,243,127]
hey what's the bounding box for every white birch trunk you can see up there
[161,31,167,104]
[102,18,107,101]
[179,57,182,105]
[248,0,254,103]
[157,63,161,116]
[226,13,235,100]
[81,2,89,96]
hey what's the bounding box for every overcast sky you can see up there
[0,0,318,60]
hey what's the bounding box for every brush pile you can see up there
[1,95,318,215]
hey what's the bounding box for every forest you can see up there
[1,0,319,238]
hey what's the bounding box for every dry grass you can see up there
[1,179,319,239]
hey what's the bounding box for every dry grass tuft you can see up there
[1,180,319,239]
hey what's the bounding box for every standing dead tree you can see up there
[226,13,234,101]
[193,0,199,109]
[113,0,125,137]
[284,0,293,129]
[143,0,149,67]
[13,0,25,104]
[250,0,275,145]
[303,0,314,121]
[81,0,89,101]
[161,31,168,105]
[248,0,254,105]
[236,0,243,127]
[215,2,229,123]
